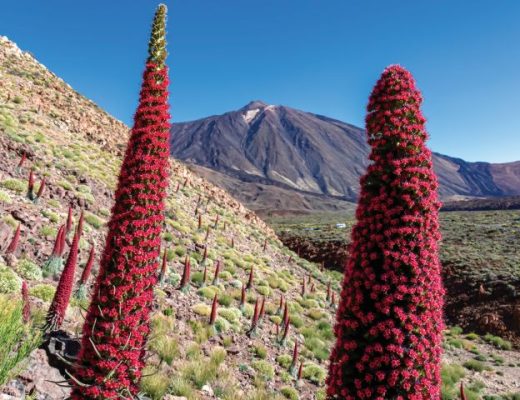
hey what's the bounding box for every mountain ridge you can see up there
[170,101,520,213]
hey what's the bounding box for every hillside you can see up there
[170,101,520,214]
[1,36,519,399]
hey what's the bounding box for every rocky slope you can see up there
[170,101,520,214]
[0,36,519,399]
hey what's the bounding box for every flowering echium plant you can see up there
[326,65,444,400]
[70,5,170,399]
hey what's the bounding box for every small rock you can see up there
[201,384,214,396]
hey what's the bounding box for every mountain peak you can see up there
[242,100,269,110]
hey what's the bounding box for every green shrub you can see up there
[15,259,42,281]
[483,334,512,350]
[251,360,275,381]
[29,284,55,302]
[84,213,103,229]
[0,189,12,204]
[0,296,41,385]
[253,344,268,359]
[463,359,491,372]
[149,335,179,366]
[192,303,211,317]
[302,362,326,384]
[281,387,299,400]
[0,179,26,193]
[41,209,60,223]
[0,264,22,294]
[276,354,292,369]
[218,307,240,323]
[140,368,169,400]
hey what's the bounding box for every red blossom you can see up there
[80,246,95,285]
[70,5,171,398]
[45,226,79,332]
[22,281,30,323]
[35,177,46,200]
[5,223,21,254]
[179,255,191,290]
[209,293,218,325]
[66,206,73,234]
[246,265,254,290]
[326,66,444,399]
[212,259,221,285]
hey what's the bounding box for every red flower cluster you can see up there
[45,227,79,332]
[326,66,444,399]
[70,6,170,398]
[22,281,30,323]
[5,223,21,254]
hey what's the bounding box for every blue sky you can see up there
[1,1,519,163]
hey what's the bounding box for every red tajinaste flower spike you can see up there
[77,210,84,238]
[5,223,21,254]
[282,303,289,329]
[301,278,306,297]
[262,238,267,252]
[290,340,299,374]
[240,282,246,310]
[71,5,171,398]
[212,259,221,286]
[230,236,234,248]
[34,177,46,202]
[307,274,312,284]
[198,214,202,230]
[246,265,254,290]
[326,282,331,301]
[326,66,444,400]
[223,221,227,231]
[460,383,467,400]
[320,261,324,271]
[288,255,293,263]
[258,296,265,321]
[209,293,218,325]
[175,182,180,193]
[158,249,167,284]
[201,264,208,287]
[310,283,315,293]
[247,297,260,337]
[279,317,290,346]
[214,214,219,229]
[183,177,188,188]
[202,245,208,263]
[74,245,95,301]
[275,322,280,336]
[204,227,211,242]
[17,152,26,170]
[44,226,79,332]
[179,255,191,291]
[22,281,30,323]
[297,361,303,381]
[66,206,73,234]
[330,291,335,307]
[43,224,66,278]
[80,246,95,285]
[27,169,35,200]
[277,294,284,315]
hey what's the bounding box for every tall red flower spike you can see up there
[27,169,35,200]
[279,317,290,346]
[43,224,66,278]
[301,278,306,297]
[179,255,191,291]
[66,206,73,234]
[258,296,266,321]
[22,281,30,323]
[460,383,467,400]
[34,177,46,202]
[209,293,218,325]
[297,361,303,381]
[70,5,171,398]
[326,66,444,399]
[5,223,21,254]
[17,152,26,171]
[158,249,167,284]
[246,265,254,290]
[262,238,267,252]
[240,282,246,310]
[44,226,79,332]
[247,297,260,337]
[77,210,84,238]
[290,340,299,374]
[326,281,331,301]
[201,264,208,287]
[277,294,284,316]
[74,245,96,302]
[212,259,221,285]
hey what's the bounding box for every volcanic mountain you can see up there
[170,101,520,214]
